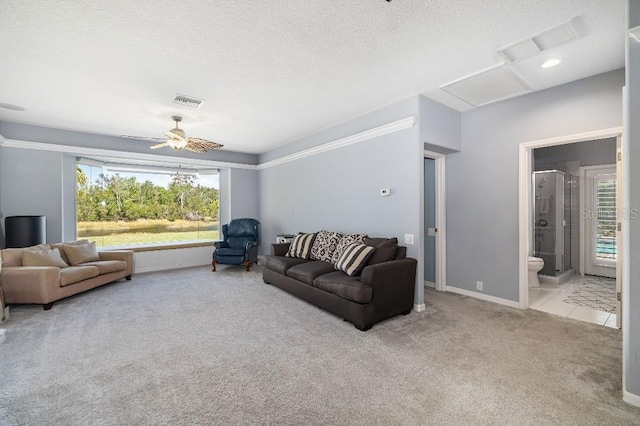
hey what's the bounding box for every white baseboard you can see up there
[623,390,640,408]
[413,303,426,312]
[424,280,436,288]
[445,285,520,309]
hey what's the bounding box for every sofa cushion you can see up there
[286,261,336,285]
[331,233,367,264]
[264,256,309,275]
[285,233,316,259]
[59,266,100,287]
[22,249,69,268]
[80,260,127,274]
[335,243,376,277]
[0,244,51,267]
[313,271,373,304]
[64,242,100,266]
[310,230,343,263]
[364,237,398,265]
[51,240,89,264]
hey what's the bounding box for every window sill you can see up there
[101,240,215,253]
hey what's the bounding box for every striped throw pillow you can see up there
[335,243,376,277]
[285,233,316,259]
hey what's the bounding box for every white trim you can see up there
[629,25,640,43]
[445,285,520,309]
[424,280,436,288]
[257,116,418,170]
[413,303,426,312]
[423,150,447,292]
[518,127,623,310]
[623,390,640,408]
[0,138,258,170]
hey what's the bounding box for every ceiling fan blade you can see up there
[150,142,170,149]
[187,137,224,152]
[121,135,167,142]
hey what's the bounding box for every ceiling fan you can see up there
[122,116,223,153]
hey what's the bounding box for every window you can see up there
[77,161,219,247]
[595,175,616,261]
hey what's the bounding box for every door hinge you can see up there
[618,152,622,161]
[617,292,622,302]
[618,223,622,232]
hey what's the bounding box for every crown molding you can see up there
[0,114,418,171]
[0,138,258,170]
[257,115,418,170]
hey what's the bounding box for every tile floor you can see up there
[529,273,618,328]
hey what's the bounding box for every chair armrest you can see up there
[246,241,258,249]
[360,258,417,304]
[214,241,229,250]
[270,243,290,256]
[0,266,61,304]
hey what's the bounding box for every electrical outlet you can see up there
[404,234,414,245]
[476,281,483,291]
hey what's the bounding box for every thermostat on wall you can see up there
[380,188,391,197]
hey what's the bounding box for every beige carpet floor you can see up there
[1,265,639,425]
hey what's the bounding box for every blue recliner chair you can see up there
[212,218,260,272]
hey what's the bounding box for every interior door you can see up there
[424,158,436,287]
[584,166,617,278]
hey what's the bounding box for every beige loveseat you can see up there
[0,240,133,310]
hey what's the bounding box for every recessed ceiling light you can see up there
[0,102,25,111]
[541,59,561,69]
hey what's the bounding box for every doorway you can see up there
[518,128,624,329]
[423,150,446,292]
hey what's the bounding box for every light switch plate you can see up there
[404,234,414,245]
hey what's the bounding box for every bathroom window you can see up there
[595,177,616,261]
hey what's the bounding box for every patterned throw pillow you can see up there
[335,243,376,277]
[310,230,343,263]
[331,233,367,264]
[285,233,316,259]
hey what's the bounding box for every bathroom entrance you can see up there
[423,150,446,292]
[519,130,623,329]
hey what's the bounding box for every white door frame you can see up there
[518,127,623,309]
[424,150,446,292]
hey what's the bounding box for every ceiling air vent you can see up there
[173,94,205,109]
[498,19,578,63]
[440,64,531,107]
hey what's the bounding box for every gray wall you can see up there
[0,148,70,244]
[448,69,624,301]
[219,168,260,229]
[626,0,640,400]
[259,96,424,303]
[534,137,617,170]
[420,95,461,153]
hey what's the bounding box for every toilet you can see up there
[528,257,544,288]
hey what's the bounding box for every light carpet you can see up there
[563,275,616,313]
[1,266,639,425]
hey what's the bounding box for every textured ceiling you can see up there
[0,1,625,154]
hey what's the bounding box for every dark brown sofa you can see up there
[262,239,417,331]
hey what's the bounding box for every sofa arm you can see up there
[361,258,417,311]
[270,243,290,256]
[0,266,61,304]
[99,250,134,276]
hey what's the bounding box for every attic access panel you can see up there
[440,64,531,107]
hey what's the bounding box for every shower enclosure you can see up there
[533,170,576,276]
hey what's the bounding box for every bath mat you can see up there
[563,276,616,313]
